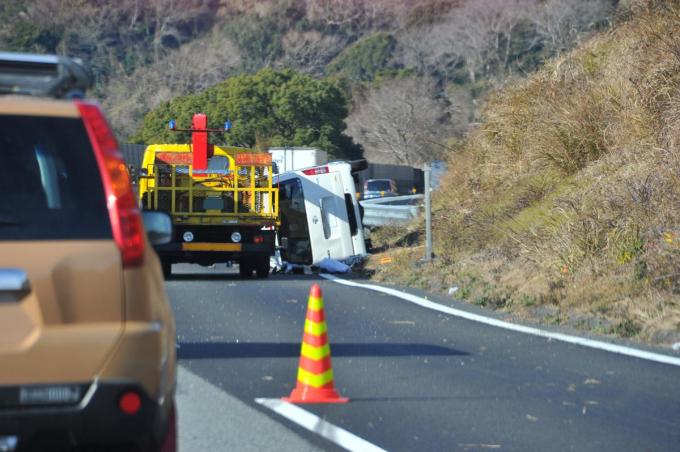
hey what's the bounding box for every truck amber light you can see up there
[235,152,272,166]
[119,391,142,415]
[254,235,264,244]
[76,101,145,267]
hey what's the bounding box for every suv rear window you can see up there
[366,180,392,191]
[0,115,112,240]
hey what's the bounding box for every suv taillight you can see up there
[76,102,145,267]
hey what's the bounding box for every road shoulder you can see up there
[176,365,322,452]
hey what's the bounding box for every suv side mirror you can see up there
[142,211,173,245]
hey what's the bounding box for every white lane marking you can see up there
[255,398,387,452]
[320,274,680,367]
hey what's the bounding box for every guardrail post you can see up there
[424,162,433,261]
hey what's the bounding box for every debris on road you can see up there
[318,258,350,273]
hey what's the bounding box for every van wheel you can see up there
[239,261,252,278]
[255,257,270,278]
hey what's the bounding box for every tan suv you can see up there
[0,53,177,451]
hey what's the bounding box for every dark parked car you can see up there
[362,178,399,200]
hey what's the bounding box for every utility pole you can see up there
[424,162,433,261]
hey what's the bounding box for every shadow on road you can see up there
[167,273,242,281]
[177,341,468,360]
[166,272,351,282]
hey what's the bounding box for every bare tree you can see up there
[396,0,533,82]
[103,29,241,139]
[527,0,613,54]
[304,0,370,29]
[278,29,346,76]
[303,0,415,32]
[445,0,532,82]
[346,77,451,166]
[396,23,462,76]
[145,0,215,61]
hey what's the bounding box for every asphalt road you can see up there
[168,264,680,451]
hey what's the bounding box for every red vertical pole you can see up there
[192,113,208,171]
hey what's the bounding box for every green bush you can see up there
[132,68,362,160]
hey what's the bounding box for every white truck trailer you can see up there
[268,147,328,174]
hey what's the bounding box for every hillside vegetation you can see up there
[369,1,680,345]
[1,0,617,162]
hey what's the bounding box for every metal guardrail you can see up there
[360,194,424,227]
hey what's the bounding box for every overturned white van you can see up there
[274,161,367,265]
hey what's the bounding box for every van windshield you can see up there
[0,115,111,240]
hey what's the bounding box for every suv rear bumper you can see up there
[0,381,169,451]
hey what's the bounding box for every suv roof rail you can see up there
[0,52,92,99]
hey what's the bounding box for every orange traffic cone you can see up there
[283,284,349,404]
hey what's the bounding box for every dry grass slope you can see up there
[369,0,680,344]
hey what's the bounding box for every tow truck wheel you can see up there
[239,261,252,278]
[255,257,270,279]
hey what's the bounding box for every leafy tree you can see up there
[132,68,362,160]
[326,32,396,82]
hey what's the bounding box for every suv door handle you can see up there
[0,269,30,293]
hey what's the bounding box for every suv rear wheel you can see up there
[157,402,177,452]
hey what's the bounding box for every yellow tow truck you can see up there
[138,113,279,278]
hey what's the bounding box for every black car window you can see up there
[344,193,358,237]
[0,115,112,240]
[366,180,392,191]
